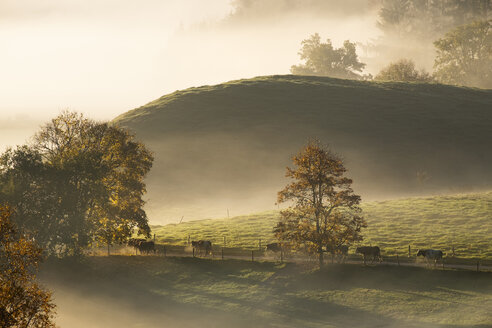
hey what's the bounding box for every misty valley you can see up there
[1,1,491,328]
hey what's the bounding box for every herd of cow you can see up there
[127,238,445,267]
[128,238,156,254]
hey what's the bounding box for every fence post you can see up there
[163,246,167,258]
[223,236,226,246]
[153,233,156,242]
[193,248,195,258]
[251,250,254,262]
[397,254,400,266]
[408,245,411,257]
[259,238,262,251]
[221,248,224,260]
[188,235,190,245]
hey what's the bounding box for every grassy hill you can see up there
[151,192,492,260]
[40,256,492,328]
[113,75,492,222]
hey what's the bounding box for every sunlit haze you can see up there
[0,0,380,150]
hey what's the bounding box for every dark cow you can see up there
[356,246,382,264]
[417,249,443,267]
[192,240,212,256]
[138,241,156,255]
[326,244,349,263]
[128,238,146,254]
[266,243,282,253]
[128,238,155,255]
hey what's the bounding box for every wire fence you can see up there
[92,237,492,272]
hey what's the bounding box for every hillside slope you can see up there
[114,75,492,222]
[152,192,492,260]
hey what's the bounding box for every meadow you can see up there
[113,75,492,221]
[40,255,492,328]
[151,191,492,261]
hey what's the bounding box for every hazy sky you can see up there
[0,0,380,150]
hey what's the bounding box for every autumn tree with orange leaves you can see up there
[0,205,56,328]
[275,141,366,268]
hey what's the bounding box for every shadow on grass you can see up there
[39,256,492,328]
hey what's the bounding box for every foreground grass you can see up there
[152,191,492,260]
[41,256,492,328]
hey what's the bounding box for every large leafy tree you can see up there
[378,0,491,40]
[434,20,491,88]
[0,112,154,256]
[274,141,366,268]
[290,34,367,80]
[0,205,56,328]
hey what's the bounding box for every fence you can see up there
[95,239,492,272]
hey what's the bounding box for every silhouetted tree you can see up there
[434,20,491,88]
[0,205,56,327]
[291,34,367,80]
[375,59,432,82]
[274,140,366,268]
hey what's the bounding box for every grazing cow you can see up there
[417,249,443,267]
[192,240,212,256]
[326,245,349,263]
[356,246,382,264]
[266,243,282,253]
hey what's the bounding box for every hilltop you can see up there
[113,75,492,222]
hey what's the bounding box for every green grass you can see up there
[151,191,492,260]
[40,256,492,327]
[112,75,492,222]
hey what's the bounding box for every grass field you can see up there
[112,74,492,221]
[151,191,492,260]
[40,256,492,328]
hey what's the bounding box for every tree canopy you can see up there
[378,0,491,40]
[0,205,56,328]
[433,20,491,88]
[0,112,154,256]
[274,141,366,268]
[375,59,433,82]
[290,34,367,80]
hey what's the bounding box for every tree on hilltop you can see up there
[274,140,366,268]
[434,20,491,88]
[375,59,433,82]
[290,34,367,80]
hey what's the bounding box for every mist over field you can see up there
[115,76,492,223]
[1,1,491,328]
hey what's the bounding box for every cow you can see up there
[326,244,349,263]
[138,241,156,255]
[356,246,382,264]
[417,249,443,267]
[191,240,212,256]
[128,238,146,255]
[266,242,282,253]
